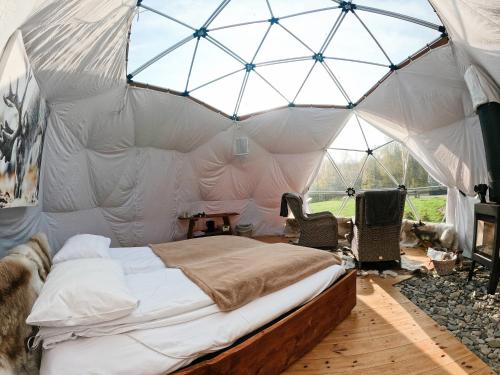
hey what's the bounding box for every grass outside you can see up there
[309,195,447,223]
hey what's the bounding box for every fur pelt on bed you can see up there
[0,233,52,375]
[400,219,458,250]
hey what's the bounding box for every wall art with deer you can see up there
[0,32,48,208]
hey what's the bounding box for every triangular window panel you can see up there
[130,1,444,115]
[354,0,442,24]
[325,11,389,65]
[338,196,356,217]
[254,60,314,103]
[310,195,356,218]
[327,59,389,102]
[372,142,405,184]
[254,24,313,64]
[309,154,353,217]
[209,0,271,29]
[271,0,338,18]
[279,8,342,53]
[237,71,288,115]
[128,11,194,75]
[209,22,271,63]
[403,151,438,189]
[330,115,368,151]
[310,194,354,217]
[295,62,348,106]
[356,11,441,64]
[357,116,392,150]
[405,195,447,222]
[310,154,347,193]
[148,0,226,29]
[327,149,367,189]
[133,38,197,92]
[187,38,243,92]
[403,196,418,221]
[191,70,246,115]
[401,149,446,221]
[360,156,398,190]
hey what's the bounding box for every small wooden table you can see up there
[179,212,240,239]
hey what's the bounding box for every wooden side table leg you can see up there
[187,219,195,239]
[223,215,232,235]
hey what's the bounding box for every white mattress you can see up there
[41,246,345,375]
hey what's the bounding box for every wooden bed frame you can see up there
[173,269,357,375]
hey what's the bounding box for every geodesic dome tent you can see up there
[0,0,499,255]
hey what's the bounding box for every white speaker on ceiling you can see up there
[234,136,249,156]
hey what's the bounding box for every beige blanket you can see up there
[150,236,341,311]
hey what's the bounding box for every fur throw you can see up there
[283,218,300,238]
[337,217,353,242]
[400,220,458,250]
[0,233,52,375]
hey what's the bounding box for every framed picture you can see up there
[0,31,48,208]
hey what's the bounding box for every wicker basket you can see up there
[432,257,455,276]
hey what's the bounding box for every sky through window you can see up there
[127,0,444,117]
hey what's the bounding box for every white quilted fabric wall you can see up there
[40,83,350,249]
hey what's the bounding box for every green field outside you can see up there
[309,195,447,222]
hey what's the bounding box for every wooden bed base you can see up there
[173,269,357,375]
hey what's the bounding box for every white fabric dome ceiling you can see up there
[127,0,444,117]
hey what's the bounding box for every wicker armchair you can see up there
[283,193,338,249]
[351,189,406,265]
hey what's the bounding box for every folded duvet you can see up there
[35,239,341,351]
[35,267,220,348]
[150,236,342,310]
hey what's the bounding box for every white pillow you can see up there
[27,259,138,327]
[53,234,111,264]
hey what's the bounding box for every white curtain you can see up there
[430,0,500,87]
[0,0,38,56]
[357,44,489,254]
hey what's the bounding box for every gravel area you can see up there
[396,266,500,373]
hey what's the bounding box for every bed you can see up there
[33,238,356,375]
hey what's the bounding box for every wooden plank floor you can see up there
[256,237,496,375]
